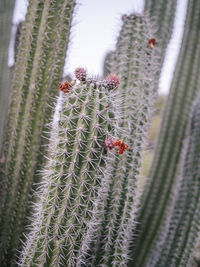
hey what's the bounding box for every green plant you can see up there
[0,0,75,265]
[76,13,160,267]
[0,0,15,151]
[147,94,200,266]
[131,0,200,265]
[103,51,115,78]
[2,0,200,266]
[18,73,120,266]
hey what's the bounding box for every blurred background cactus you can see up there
[130,0,200,265]
[1,0,200,266]
[0,0,15,151]
[0,0,75,265]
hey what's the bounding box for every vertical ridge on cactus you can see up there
[131,0,200,266]
[77,13,160,267]
[0,0,76,265]
[147,94,200,266]
[18,76,120,266]
[0,0,15,152]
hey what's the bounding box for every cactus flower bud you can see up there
[105,74,120,90]
[75,67,87,81]
[104,137,115,150]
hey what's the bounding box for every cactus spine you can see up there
[131,0,200,266]
[0,0,75,265]
[146,94,200,266]
[77,13,160,267]
[0,0,15,151]
[18,76,119,266]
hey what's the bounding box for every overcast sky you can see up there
[12,0,188,94]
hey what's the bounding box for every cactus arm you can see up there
[100,16,159,267]
[76,13,160,267]
[0,0,15,152]
[146,95,200,266]
[145,0,178,65]
[0,0,75,264]
[131,0,200,266]
[18,79,118,266]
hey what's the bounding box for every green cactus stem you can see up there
[0,0,75,265]
[103,51,115,78]
[18,75,120,266]
[77,13,160,267]
[131,0,200,266]
[0,0,15,152]
[146,94,200,266]
[145,0,178,66]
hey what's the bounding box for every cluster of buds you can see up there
[75,67,87,81]
[148,38,157,49]
[58,80,76,93]
[105,74,120,90]
[104,137,130,155]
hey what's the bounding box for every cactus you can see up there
[145,0,178,68]
[0,0,15,152]
[146,94,200,266]
[18,73,120,266]
[76,13,160,267]
[131,0,200,266]
[103,51,115,78]
[14,21,23,64]
[0,0,76,264]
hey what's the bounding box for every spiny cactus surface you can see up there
[77,13,160,267]
[0,0,76,265]
[131,0,200,266]
[18,73,121,267]
[0,0,15,152]
[147,94,200,266]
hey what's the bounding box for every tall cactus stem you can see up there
[0,0,76,264]
[147,94,200,266]
[131,0,200,265]
[18,76,120,266]
[0,0,15,152]
[77,13,160,267]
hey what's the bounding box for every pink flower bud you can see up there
[104,137,115,150]
[106,74,120,90]
[75,67,87,81]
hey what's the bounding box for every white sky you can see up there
[12,0,188,94]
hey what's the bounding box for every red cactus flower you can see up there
[106,74,120,90]
[58,80,76,93]
[75,67,87,81]
[148,38,157,49]
[114,139,130,155]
